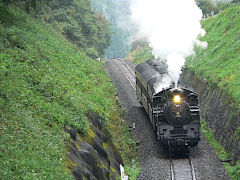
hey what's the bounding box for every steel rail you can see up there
[112,59,136,91]
[169,153,197,180]
[120,59,135,77]
[169,156,197,180]
[170,157,176,180]
[188,156,197,180]
[170,157,197,180]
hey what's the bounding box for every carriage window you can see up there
[142,86,147,96]
[136,78,142,89]
[136,78,141,87]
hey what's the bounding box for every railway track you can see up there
[112,58,136,91]
[112,58,198,180]
[106,58,230,180]
[170,155,197,180]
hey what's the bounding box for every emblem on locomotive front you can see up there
[175,112,181,118]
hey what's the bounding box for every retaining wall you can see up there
[182,69,240,163]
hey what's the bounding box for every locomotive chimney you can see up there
[175,81,179,88]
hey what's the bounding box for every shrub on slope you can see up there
[126,47,153,64]
[1,0,112,58]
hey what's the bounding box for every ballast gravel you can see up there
[105,59,231,180]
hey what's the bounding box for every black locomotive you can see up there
[135,60,200,154]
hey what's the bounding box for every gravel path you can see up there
[105,59,231,180]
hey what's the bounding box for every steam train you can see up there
[135,60,200,154]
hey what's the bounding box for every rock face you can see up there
[66,112,123,180]
[182,69,240,163]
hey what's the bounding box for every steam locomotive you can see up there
[135,60,200,154]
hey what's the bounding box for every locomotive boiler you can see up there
[135,60,200,154]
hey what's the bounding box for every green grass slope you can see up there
[185,5,240,179]
[186,4,240,109]
[0,6,137,179]
[126,47,153,64]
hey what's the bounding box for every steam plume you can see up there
[131,0,207,88]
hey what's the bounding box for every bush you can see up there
[126,47,153,64]
[1,0,112,57]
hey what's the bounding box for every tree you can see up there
[196,0,216,15]
[1,0,112,57]
[92,0,136,58]
[196,0,233,16]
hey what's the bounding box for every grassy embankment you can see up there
[186,5,240,179]
[126,5,240,179]
[0,5,139,179]
[126,47,153,64]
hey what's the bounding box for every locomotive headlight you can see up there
[173,95,181,104]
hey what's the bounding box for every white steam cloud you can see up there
[131,0,207,89]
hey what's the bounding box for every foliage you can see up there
[196,0,216,15]
[108,109,140,180]
[215,0,233,12]
[196,0,233,15]
[125,37,153,64]
[92,0,136,58]
[201,120,240,179]
[125,162,141,180]
[0,6,117,179]
[186,5,240,110]
[44,0,112,57]
[1,0,43,13]
[1,0,112,57]
[126,47,153,64]
[131,37,149,52]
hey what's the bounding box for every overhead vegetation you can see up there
[1,0,112,58]
[0,4,138,179]
[196,0,233,16]
[92,0,135,58]
[126,38,153,64]
[43,0,111,58]
[126,47,153,64]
